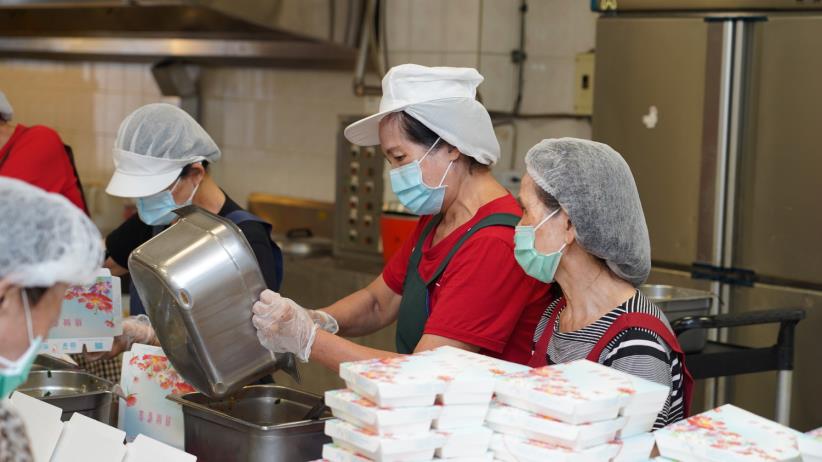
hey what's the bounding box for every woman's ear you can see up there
[187,163,206,183]
[564,213,577,246]
[445,144,461,162]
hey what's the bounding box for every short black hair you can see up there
[180,160,210,178]
[391,111,489,174]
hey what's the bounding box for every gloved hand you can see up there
[84,315,158,362]
[308,309,339,334]
[251,290,318,362]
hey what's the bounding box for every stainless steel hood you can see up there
[0,0,361,68]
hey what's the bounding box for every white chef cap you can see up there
[0,177,103,287]
[344,64,500,165]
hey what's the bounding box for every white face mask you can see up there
[0,290,43,398]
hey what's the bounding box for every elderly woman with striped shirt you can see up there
[513,138,692,428]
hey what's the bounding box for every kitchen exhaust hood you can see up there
[0,0,361,69]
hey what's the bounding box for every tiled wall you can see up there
[200,68,368,205]
[384,0,596,170]
[0,0,597,230]
[0,60,176,233]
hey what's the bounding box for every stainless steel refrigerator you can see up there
[592,9,822,430]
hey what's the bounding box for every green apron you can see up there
[395,212,520,353]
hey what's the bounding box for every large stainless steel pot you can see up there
[17,370,116,425]
[168,385,331,462]
[128,205,298,398]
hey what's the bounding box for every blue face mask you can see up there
[514,208,567,283]
[136,178,199,226]
[389,137,454,216]
[1,291,43,398]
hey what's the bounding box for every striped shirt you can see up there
[533,290,685,428]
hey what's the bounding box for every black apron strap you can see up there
[395,212,520,353]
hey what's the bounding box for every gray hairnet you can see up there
[115,103,220,162]
[0,90,12,121]
[0,177,103,287]
[525,138,651,286]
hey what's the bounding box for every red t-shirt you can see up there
[383,194,552,364]
[0,124,86,211]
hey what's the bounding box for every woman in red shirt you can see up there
[0,91,86,212]
[250,64,552,369]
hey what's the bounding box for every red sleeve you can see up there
[2,126,86,211]
[381,217,429,294]
[423,235,538,353]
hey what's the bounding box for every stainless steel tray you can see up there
[168,385,331,462]
[17,370,116,425]
[129,205,297,398]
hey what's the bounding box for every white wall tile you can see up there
[409,0,447,52]
[444,52,480,69]
[407,52,445,67]
[445,0,482,53]
[525,0,597,58]
[221,99,255,149]
[385,0,413,52]
[480,0,520,54]
[519,55,577,114]
[478,53,516,112]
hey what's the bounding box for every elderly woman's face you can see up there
[378,116,453,188]
[519,174,570,255]
[0,283,67,361]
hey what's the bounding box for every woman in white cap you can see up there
[94,103,283,364]
[0,177,103,462]
[516,138,692,426]
[251,64,552,369]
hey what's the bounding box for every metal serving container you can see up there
[640,284,715,353]
[168,385,331,462]
[128,205,297,398]
[17,370,116,425]
[32,354,80,372]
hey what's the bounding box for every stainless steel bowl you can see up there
[640,284,715,352]
[168,385,331,462]
[17,370,116,425]
[128,205,297,398]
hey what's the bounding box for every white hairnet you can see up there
[0,90,12,121]
[115,103,220,162]
[0,177,103,287]
[106,103,221,197]
[344,64,500,165]
[525,138,651,286]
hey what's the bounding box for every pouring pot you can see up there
[128,205,298,398]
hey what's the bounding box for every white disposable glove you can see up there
[251,290,318,362]
[84,315,158,362]
[308,309,339,334]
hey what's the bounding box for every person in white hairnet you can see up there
[89,103,283,367]
[0,90,87,212]
[251,64,552,370]
[516,138,692,426]
[0,177,103,462]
